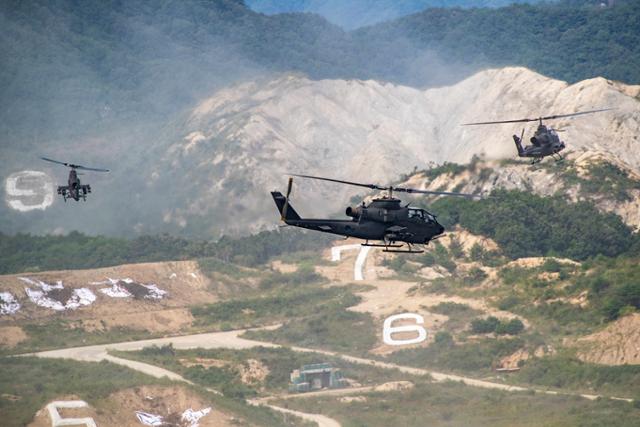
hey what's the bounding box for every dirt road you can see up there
[29,328,633,400]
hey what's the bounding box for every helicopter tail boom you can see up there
[272,191,301,221]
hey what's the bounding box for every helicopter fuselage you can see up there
[514,125,566,161]
[273,193,445,245]
[41,157,106,202]
[58,168,91,202]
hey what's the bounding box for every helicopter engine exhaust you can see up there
[345,206,361,219]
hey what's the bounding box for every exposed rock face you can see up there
[576,313,640,366]
[394,151,640,230]
[149,67,640,234]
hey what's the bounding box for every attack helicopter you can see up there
[41,157,109,202]
[462,108,612,164]
[272,174,480,253]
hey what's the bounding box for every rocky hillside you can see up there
[397,151,640,230]
[147,67,640,235]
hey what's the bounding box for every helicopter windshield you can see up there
[408,208,435,223]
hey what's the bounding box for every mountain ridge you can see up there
[142,66,639,235]
[2,66,638,237]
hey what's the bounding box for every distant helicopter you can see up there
[41,157,109,202]
[272,174,480,253]
[462,108,612,164]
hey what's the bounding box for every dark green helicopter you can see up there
[41,157,109,202]
[462,108,612,164]
[272,174,480,253]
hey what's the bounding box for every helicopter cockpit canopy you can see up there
[408,208,436,223]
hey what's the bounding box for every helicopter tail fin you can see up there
[513,130,525,156]
[271,191,301,221]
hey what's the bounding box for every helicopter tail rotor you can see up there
[513,129,525,156]
[281,177,293,221]
[273,177,301,223]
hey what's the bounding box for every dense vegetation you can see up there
[470,316,525,335]
[357,0,640,85]
[0,228,332,274]
[2,0,638,145]
[580,257,640,321]
[561,161,640,202]
[493,252,640,323]
[246,0,544,29]
[429,190,636,260]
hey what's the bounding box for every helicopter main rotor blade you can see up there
[461,108,614,126]
[41,157,109,172]
[289,174,388,191]
[290,173,481,199]
[393,186,481,198]
[461,117,539,125]
[41,157,71,167]
[539,108,614,121]
[74,165,110,172]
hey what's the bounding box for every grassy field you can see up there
[277,380,640,427]
[243,297,377,355]
[0,321,158,356]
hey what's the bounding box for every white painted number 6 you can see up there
[383,313,427,346]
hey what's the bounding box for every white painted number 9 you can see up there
[5,170,54,211]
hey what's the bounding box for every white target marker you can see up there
[383,313,428,346]
[330,244,371,281]
[46,401,97,427]
[5,170,54,211]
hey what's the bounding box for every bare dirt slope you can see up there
[27,386,239,427]
[0,260,225,343]
[576,313,640,365]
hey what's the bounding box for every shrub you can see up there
[496,319,524,335]
[470,316,500,334]
[471,317,524,335]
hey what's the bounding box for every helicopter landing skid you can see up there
[362,240,425,253]
[383,248,424,254]
[362,242,403,248]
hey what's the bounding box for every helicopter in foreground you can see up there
[41,157,109,202]
[462,108,612,164]
[272,174,480,253]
